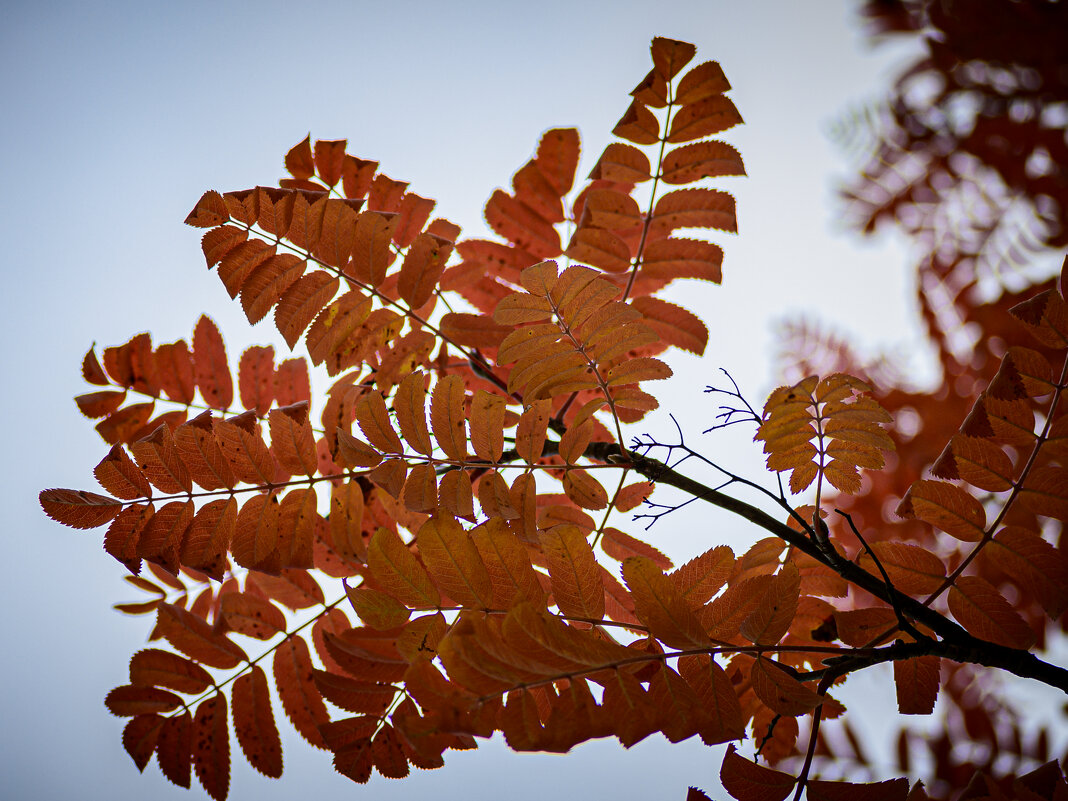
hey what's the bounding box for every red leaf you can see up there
[192,693,230,801]
[232,666,283,778]
[123,714,164,772]
[274,636,330,749]
[155,603,247,669]
[156,711,193,788]
[105,685,182,716]
[894,656,940,715]
[129,649,213,694]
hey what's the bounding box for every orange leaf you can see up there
[367,526,440,608]
[469,390,506,463]
[540,525,604,619]
[173,412,237,491]
[393,192,436,247]
[720,744,795,801]
[240,254,306,325]
[667,95,743,143]
[470,518,546,607]
[833,607,897,647]
[589,143,652,183]
[269,402,317,476]
[751,657,823,716]
[623,556,709,648]
[75,389,127,419]
[431,374,468,462]
[676,61,731,104]
[857,543,946,595]
[678,655,745,744]
[417,515,493,608]
[237,345,275,416]
[515,399,552,463]
[563,468,610,510]
[285,135,314,180]
[355,391,404,454]
[739,564,800,645]
[948,575,1036,649]
[232,666,283,778]
[185,190,229,228]
[180,498,235,579]
[566,227,632,273]
[631,296,708,355]
[651,36,696,81]
[40,488,122,529]
[897,479,986,541]
[671,545,734,607]
[653,188,737,233]
[373,724,411,779]
[213,412,277,485]
[985,526,1068,617]
[601,526,671,570]
[232,493,281,573]
[94,443,154,500]
[398,232,451,308]
[313,671,396,716]
[535,128,581,196]
[346,586,411,630]
[484,190,561,260]
[130,424,192,494]
[394,372,433,456]
[439,312,511,349]
[401,462,438,514]
[606,356,672,386]
[274,271,341,349]
[613,100,660,145]
[661,141,745,184]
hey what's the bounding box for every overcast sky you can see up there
[0,2,955,799]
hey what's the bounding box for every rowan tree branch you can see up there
[584,440,1068,695]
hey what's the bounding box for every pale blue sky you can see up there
[2,2,940,799]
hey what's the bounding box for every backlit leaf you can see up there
[623,557,709,648]
[720,744,795,801]
[894,656,940,715]
[274,637,329,749]
[232,666,283,778]
[367,527,440,608]
[897,480,986,541]
[540,525,604,619]
[40,488,122,529]
[192,693,230,801]
[129,649,212,694]
[948,576,1036,649]
[416,515,493,609]
[192,316,233,410]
